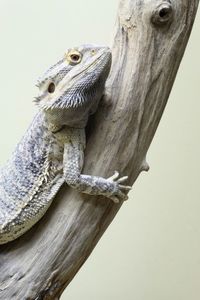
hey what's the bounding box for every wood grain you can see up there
[0,0,199,299]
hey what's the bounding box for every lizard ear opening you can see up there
[48,82,55,94]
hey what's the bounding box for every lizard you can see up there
[0,44,131,245]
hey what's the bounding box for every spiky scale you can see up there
[0,44,131,244]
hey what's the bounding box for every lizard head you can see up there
[35,44,112,129]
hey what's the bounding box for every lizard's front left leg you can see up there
[63,129,131,203]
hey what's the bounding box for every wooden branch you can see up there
[0,1,199,299]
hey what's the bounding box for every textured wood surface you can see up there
[0,0,199,299]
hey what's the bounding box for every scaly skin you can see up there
[0,44,131,244]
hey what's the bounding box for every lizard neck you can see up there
[43,104,90,131]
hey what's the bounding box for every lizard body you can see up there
[0,44,131,244]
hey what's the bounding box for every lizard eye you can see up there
[66,50,82,65]
[48,82,55,93]
[70,54,80,61]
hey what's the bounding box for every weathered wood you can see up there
[0,0,199,299]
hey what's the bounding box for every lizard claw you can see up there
[117,176,128,183]
[107,171,131,203]
[119,184,132,190]
[107,170,119,181]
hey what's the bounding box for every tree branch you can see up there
[0,0,199,299]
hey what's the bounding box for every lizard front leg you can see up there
[63,128,131,203]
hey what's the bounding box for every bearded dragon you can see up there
[0,44,131,244]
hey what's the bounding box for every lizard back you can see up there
[0,112,65,243]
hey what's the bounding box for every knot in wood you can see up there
[151,1,174,27]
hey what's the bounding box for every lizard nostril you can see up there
[48,82,55,94]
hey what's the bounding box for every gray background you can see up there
[0,1,199,299]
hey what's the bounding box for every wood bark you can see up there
[0,0,199,299]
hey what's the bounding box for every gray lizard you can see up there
[0,44,131,245]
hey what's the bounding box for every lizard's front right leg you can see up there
[63,129,131,203]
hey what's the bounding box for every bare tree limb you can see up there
[0,0,199,299]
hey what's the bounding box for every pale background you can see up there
[0,1,199,300]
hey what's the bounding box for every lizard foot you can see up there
[107,171,132,203]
